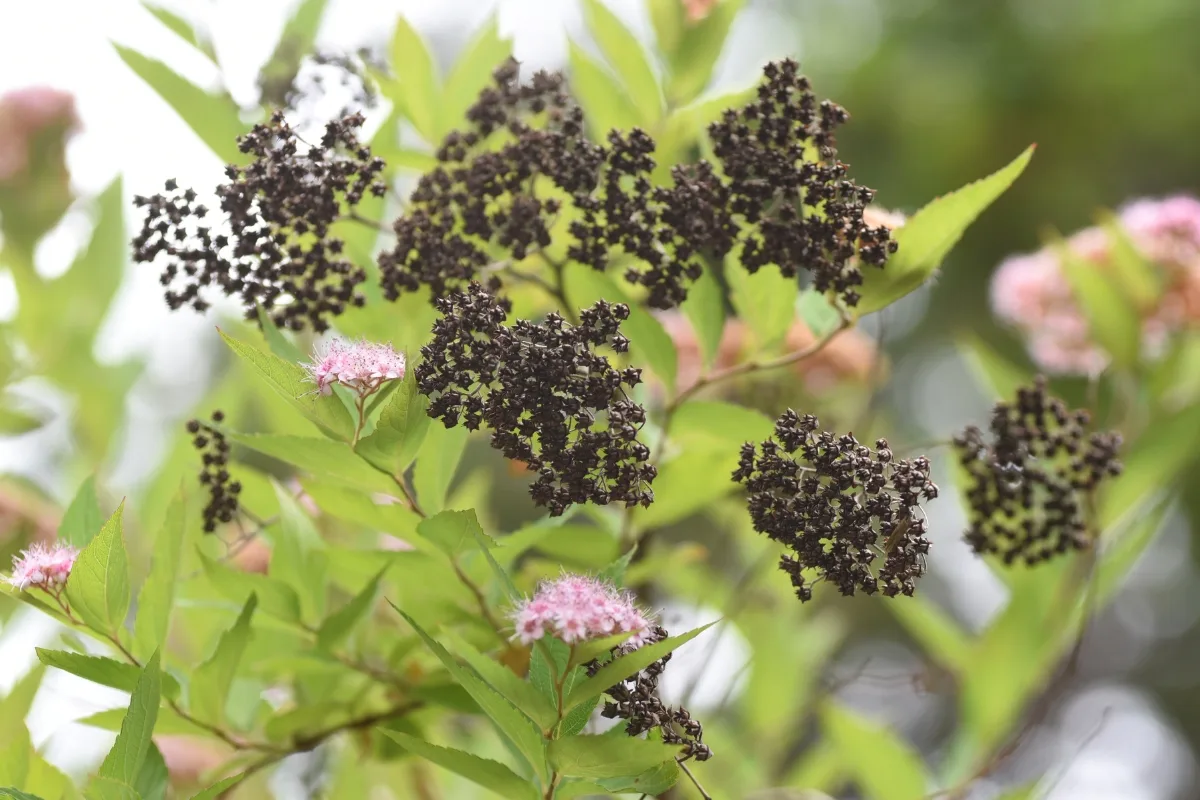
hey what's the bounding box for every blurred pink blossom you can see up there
[0,86,77,183]
[4,541,77,591]
[510,573,653,647]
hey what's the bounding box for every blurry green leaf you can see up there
[97,652,161,787]
[595,756,680,794]
[66,503,130,636]
[189,772,249,800]
[22,749,73,800]
[646,0,684,55]
[199,553,301,623]
[382,731,538,800]
[549,734,678,779]
[1060,242,1140,369]
[77,706,201,736]
[1099,401,1200,527]
[672,400,773,444]
[230,433,393,495]
[568,41,641,141]
[679,260,725,368]
[995,782,1040,800]
[666,0,745,104]
[556,782,611,800]
[0,727,30,789]
[856,145,1036,316]
[1098,211,1160,308]
[0,666,44,736]
[440,16,512,136]
[1096,501,1169,605]
[219,330,355,440]
[0,789,46,800]
[255,307,306,362]
[356,369,430,475]
[269,483,328,622]
[493,515,574,567]
[822,703,927,800]
[632,441,732,529]
[132,743,167,800]
[191,594,257,725]
[581,0,662,126]
[726,248,796,348]
[84,779,140,800]
[568,633,633,669]
[416,510,495,560]
[442,631,557,729]
[531,524,619,569]
[316,567,386,652]
[300,478,423,544]
[885,596,971,672]
[133,490,186,661]
[259,0,328,103]
[0,407,43,435]
[143,3,214,60]
[798,289,842,338]
[394,607,547,779]
[389,15,440,141]
[596,547,637,586]
[412,423,469,515]
[565,622,714,710]
[113,45,246,164]
[564,263,678,392]
[59,476,103,548]
[36,650,179,700]
[957,332,1031,401]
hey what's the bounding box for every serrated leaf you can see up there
[230,433,393,494]
[113,45,246,164]
[97,652,161,787]
[412,423,469,515]
[442,631,557,729]
[36,650,179,700]
[84,778,140,800]
[218,330,355,440]
[355,368,430,474]
[856,146,1035,316]
[679,260,725,368]
[564,622,715,710]
[316,567,386,652]
[190,595,257,725]
[59,476,102,548]
[666,0,745,105]
[440,16,513,137]
[568,40,641,141]
[199,553,301,622]
[66,503,130,636]
[389,15,439,141]
[549,734,678,779]
[581,0,662,127]
[132,490,185,661]
[132,743,167,800]
[300,478,423,543]
[595,756,680,794]
[382,731,538,800]
[822,703,928,800]
[725,248,796,348]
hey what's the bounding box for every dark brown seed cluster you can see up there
[733,410,938,600]
[187,410,241,534]
[416,282,655,516]
[132,111,386,332]
[954,378,1123,565]
[591,626,712,762]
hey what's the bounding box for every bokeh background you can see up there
[1,0,1199,798]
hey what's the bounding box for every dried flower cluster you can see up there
[187,410,241,534]
[133,112,386,332]
[992,194,1200,374]
[417,283,655,516]
[733,410,938,600]
[4,541,77,592]
[593,626,712,762]
[303,338,406,398]
[509,574,653,646]
[954,378,1122,565]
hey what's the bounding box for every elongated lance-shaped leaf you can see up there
[199,552,301,623]
[388,15,440,141]
[58,476,102,548]
[382,731,539,800]
[822,702,929,800]
[36,650,180,700]
[441,631,557,729]
[133,489,186,660]
[97,652,162,786]
[316,567,388,652]
[269,481,328,622]
[548,733,679,780]
[190,595,257,725]
[580,0,662,126]
[439,15,513,137]
[66,502,130,637]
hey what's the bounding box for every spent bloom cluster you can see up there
[304,338,406,398]
[991,194,1200,374]
[5,542,78,592]
[187,410,241,534]
[510,574,653,647]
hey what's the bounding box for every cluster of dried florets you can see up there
[509,573,653,646]
[133,112,386,332]
[4,542,77,592]
[954,378,1123,564]
[187,410,241,534]
[734,410,937,600]
[417,283,654,516]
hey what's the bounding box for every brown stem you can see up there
[342,212,389,233]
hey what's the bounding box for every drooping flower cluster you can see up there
[510,574,653,646]
[991,194,1200,374]
[133,112,386,332]
[593,626,712,762]
[733,410,938,600]
[303,338,406,398]
[954,378,1123,565]
[187,410,241,534]
[417,283,655,516]
[4,542,78,592]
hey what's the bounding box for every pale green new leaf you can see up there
[66,503,130,636]
[581,0,662,126]
[957,332,1032,402]
[189,773,248,800]
[199,553,301,623]
[548,734,678,779]
[316,567,386,652]
[269,482,328,622]
[565,622,715,710]
[440,16,513,136]
[259,0,329,99]
[36,650,179,700]
[442,631,557,729]
[255,307,306,362]
[133,490,186,661]
[646,0,684,55]
[725,248,796,348]
[417,509,496,559]
[0,789,47,800]
[389,15,440,141]
[822,703,928,800]
[884,596,971,672]
[568,40,641,141]
[98,652,161,787]
[230,433,394,495]
[797,289,842,337]
[412,423,469,515]
[190,595,257,725]
[382,731,538,800]
[0,665,44,735]
[666,0,745,104]
[679,260,725,368]
[142,3,215,61]
[58,476,102,548]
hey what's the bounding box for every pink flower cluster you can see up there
[510,574,654,647]
[304,338,406,397]
[991,195,1200,374]
[4,542,78,592]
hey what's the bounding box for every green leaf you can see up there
[259,0,329,100]
[199,553,301,623]
[1096,501,1169,605]
[856,145,1036,316]
[956,332,1031,401]
[189,773,249,800]
[596,547,637,587]
[822,703,928,800]
[1099,401,1200,528]
[269,482,328,622]
[549,734,678,779]
[98,652,161,786]
[884,596,971,672]
[646,0,685,55]
[725,248,796,348]
[797,289,842,338]
[143,3,215,61]
[218,330,355,441]
[255,307,306,363]
[595,756,680,794]
[77,707,202,737]
[230,433,394,495]
[440,16,513,137]
[300,478,422,543]
[0,727,29,789]
[0,666,45,735]
[581,0,662,127]
[1098,211,1160,308]
[190,595,257,725]
[666,0,745,105]
[113,45,246,164]
[0,407,43,435]
[418,509,495,559]
[316,567,386,652]
[1060,243,1141,369]
[563,262,678,392]
[381,732,538,800]
[66,503,130,636]
[355,368,430,474]
[35,650,179,700]
[0,789,47,800]
[679,260,725,368]
[84,779,140,800]
[132,743,167,800]
[389,15,440,141]
[394,607,548,780]
[58,476,103,548]
[565,622,714,710]
[133,490,186,661]
[568,41,641,141]
[412,423,469,515]
[442,632,558,729]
